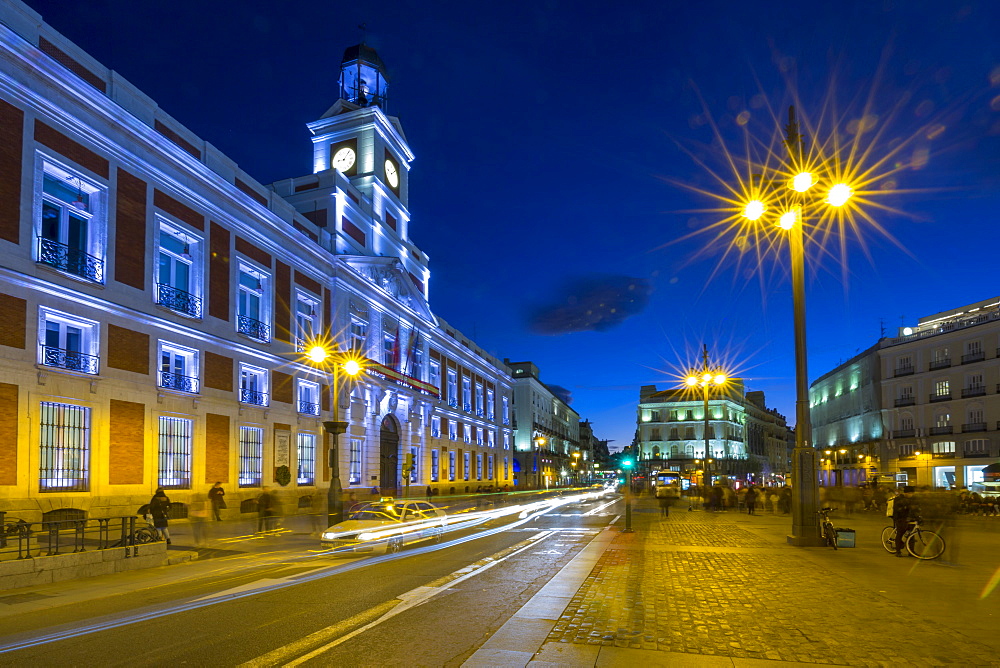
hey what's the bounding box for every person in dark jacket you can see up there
[745,486,758,515]
[149,488,172,544]
[892,486,917,556]
[208,482,226,521]
[257,486,275,533]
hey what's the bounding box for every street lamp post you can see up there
[686,344,728,495]
[621,457,634,533]
[533,436,545,490]
[740,106,855,546]
[307,344,363,528]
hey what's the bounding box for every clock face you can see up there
[384,159,399,188]
[332,146,356,173]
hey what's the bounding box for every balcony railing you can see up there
[239,388,268,406]
[961,351,985,364]
[892,429,916,438]
[463,403,472,413]
[448,398,458,408]
[155,284,202,318]
[928,425,953,436]
[961,386,986,398]
[929,393,951,403]
[961,422,987,433]
[41,346,99,374]
[928,358,951,371]
[159,371,199,393]
[297,399,319,415]
[237,315,270,342]
[894,397,915,407]
[893,366,914,377]
[36,237,104,283]
[476,408,484,417]
[502,417,510,425]
[963,450,990,458]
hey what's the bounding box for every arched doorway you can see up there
[379,416,400,494]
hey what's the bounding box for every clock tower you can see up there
[307,43,412,212]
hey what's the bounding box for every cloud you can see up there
[527,274,653,335]
[546,384,573,405]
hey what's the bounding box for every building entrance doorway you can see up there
[379,416,399,494]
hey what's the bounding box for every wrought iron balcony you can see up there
[488,412,495,421]
[37,237,104,283]
[928,425,953,436]
[894,396,915,407]
[928,358,951,371]
[893,366,914,377]
[41,346,99,374]
[431,429,441,438]
[294,338,307,353]
[502,417,510,425]
[961,386,986,398]
[159,371,199,393]
[237,315,270,342]
[963,449,990,458]
[155,284,202,318]
[476,408,484,417]
[962,422,987,433]
[929,393,951,403]
[464,403,472,413]
[297,399,319,415]
[239,388,268,406]
[961,351,985,364]
[892,429,916,438]
[448,398,458,408]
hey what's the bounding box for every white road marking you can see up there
[242,531,557,667]
[582,499,618,516]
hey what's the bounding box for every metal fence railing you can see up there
[0,514,158,561]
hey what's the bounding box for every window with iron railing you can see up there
[159,342,199,394]
[349,438,363,484]
[239,364,268,406]
[237,266,270,342]
[156,222,202,318]
[36,166,105,284]
[297,380,320,416]
[39,309,99,375]
[297,433,316,485]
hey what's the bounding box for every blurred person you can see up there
[149,488,172,544]
[844,485,861,515]
[189,494,209,546]
[258,486,275,533]
[779,486,792,514]
[208,482,226,521]
[890,486,917,557]
[745,485,758,515]
[655,484,673,518]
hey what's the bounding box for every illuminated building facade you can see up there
[0,0,513,522]
[636,382,788,485]
[506,361,581,488]
[810,297,1000,490]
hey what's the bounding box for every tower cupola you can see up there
[339,43,389,111]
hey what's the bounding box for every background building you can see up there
[506,360,581,488]
[635,381,788,486]
[810,297,999,490]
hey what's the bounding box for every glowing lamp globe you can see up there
[826,183,853,207]
[742,200,766,221]
[306,346,329,364]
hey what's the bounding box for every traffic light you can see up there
[403,452,414,475]
[622,458,634,469]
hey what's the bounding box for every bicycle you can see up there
[817,507,838,550]
[880,517,945,560]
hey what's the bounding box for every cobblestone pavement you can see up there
[545,503,999,666]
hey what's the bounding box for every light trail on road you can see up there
[0,491,614,655]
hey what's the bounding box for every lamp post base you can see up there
[788,446,822,546]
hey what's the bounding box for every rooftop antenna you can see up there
[879,318,885,338]
[358,22,368,44]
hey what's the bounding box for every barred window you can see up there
[448,450,456,481]
[431,449,439,482]
[238,426,264,487]
[463,451,470,480]
[476,454,483,480]
[349,438,362,484]
[158,416,192,489]
[503,456,509,480]
[39,401,90,491]
[487,454,494,480]
[297,433,316,485]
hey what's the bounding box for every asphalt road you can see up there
[0,495,621,667]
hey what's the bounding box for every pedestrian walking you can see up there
[208,481,226,521]
[189,495,209,546]
[258,486,275,533]
[745,486,758,515]
[149,488,172,544]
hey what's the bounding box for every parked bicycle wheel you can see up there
[907,529,945,560]
[135,527,159,544]
[880,526,897,553]
[824,524,838,550]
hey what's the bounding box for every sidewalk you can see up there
[467,498,1000,667]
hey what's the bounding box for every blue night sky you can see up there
[24,0,1000,451]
